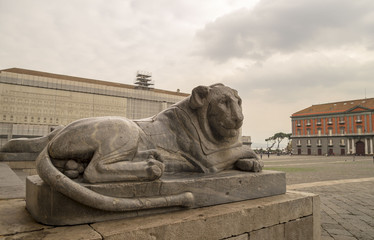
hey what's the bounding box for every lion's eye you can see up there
[220,99,228,105]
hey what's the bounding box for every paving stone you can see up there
[2,225,102,240]
[0,199,50,236]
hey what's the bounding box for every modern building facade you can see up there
[291,98,374,156]
[0,68,188,148]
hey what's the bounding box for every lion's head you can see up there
[189,84,243,144]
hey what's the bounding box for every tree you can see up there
[265,132,292,153]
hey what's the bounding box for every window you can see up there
[357,126,362,134]
[340,139,345,146]
[317,128,322,136]
[306,119,311,126]
[328,139,333,146]
[317,139,322,146]
[328,118,333,125]
[316,118,321,125]
[339,117,345,124]
[297,129,301,136]
[296,120,301,127]
[307,139,311,146]
[307,129,311,136]
[297,140,301,146]
[356,115,362,123]
[340,127,345,135]
[328,128,333,136]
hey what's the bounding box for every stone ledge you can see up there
[90,191,320,240]
[26,170,286,225]
[1,191,320,240]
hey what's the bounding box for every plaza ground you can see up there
[263,155,374,240]
[1,155,373,239]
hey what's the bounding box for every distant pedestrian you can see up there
[268,152,270,158]
[260,153,263,159]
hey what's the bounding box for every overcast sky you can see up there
[1,0,374,148]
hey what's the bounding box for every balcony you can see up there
[316,122,321,126]
[339,121,345,124]
[356,119,362,123]
[327,121,333,125]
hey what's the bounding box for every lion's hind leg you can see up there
[83,147,165,183]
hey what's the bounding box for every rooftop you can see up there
[292,97,374,117]
[0,68,189,97]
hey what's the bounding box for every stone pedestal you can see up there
[26,170,286,226]
[90,191,320,240]
[2,191,320,239]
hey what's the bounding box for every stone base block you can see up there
[26,170,286,226]
[90,191,320,240]
[2,191,320,239]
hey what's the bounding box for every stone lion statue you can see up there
[27,84,263,211]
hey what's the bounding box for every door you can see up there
[318,149,322,155]
[307,148,311,155]
[328,149,334,155]
[340,149,345,155]
[355,141,365,155]
[298,149,301,155]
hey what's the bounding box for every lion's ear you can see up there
[189,85,210,109]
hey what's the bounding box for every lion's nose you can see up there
[232,107,244,127]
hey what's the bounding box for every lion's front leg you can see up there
[235,158,264,172]
[235,148,264,172]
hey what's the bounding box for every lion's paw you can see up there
[235,159,264,172]
[146,159,165,180]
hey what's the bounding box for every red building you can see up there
[291,98,374,155]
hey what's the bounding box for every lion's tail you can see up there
[1,126,64,153]
[36,147,194,212]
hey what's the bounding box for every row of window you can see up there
[296,138,346,147]
[3,115,60,124]
[296,126,365,136]
[296,116,363,127]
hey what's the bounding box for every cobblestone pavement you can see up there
[263,155,374,240]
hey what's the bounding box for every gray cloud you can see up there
[196,0,374,62]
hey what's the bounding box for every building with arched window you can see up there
[291,99,374,156]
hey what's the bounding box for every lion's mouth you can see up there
[221,121,242,130]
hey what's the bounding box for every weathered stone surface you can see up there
[249,223,284,240]
[2,222,101,240]
[26,170,286,225]
[0,163,25,199]
[90,191,319,240]
[28,84,265,216]
[285,216,314,240]
[2,191,319,240]
[227,233,249,240]
[0,199,50,236]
